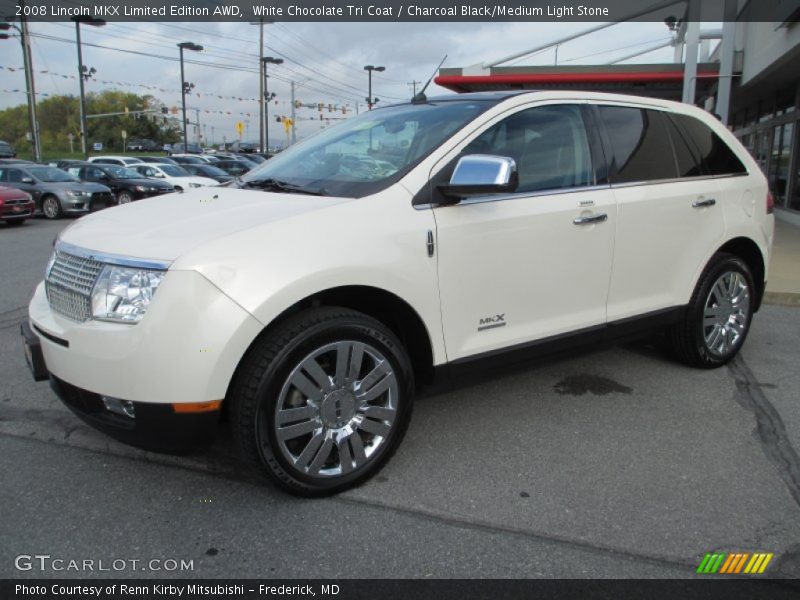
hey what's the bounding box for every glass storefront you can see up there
[733,83,799,213]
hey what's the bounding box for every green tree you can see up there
[0,90,182,158]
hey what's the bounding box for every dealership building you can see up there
[435,2,800,222]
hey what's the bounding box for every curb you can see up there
[763,292,800,307]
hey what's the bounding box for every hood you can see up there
[58,186,353,262]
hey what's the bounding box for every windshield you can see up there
[28,167,77,183]
[104,165,141,179]
[159,165,189,177]
[239,100,494,197]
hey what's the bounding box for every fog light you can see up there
[102,396,136,419]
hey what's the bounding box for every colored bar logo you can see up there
[697,552,773,574]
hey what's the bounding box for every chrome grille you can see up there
[45,250,104,322]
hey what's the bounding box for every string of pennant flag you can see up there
[0,88,351,122]
[1,65,354,113]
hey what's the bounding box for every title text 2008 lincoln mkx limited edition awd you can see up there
[22,91,773,495]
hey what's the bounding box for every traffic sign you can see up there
[235,121,244,138]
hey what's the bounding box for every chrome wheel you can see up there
[271,340,398,479]
[117,191,133,204]
[703,271,750,356]
[42,197,60,219]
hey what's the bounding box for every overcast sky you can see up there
[0,19,695,143]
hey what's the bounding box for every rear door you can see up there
[433,103,617,361]
[594,104,725,321]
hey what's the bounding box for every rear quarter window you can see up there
[671,113,747,176]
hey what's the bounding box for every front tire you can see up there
[668,253,754,368]
[41,195,62,220]
[229,307,414,496]
[117,191,133,204]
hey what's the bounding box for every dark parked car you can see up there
[169,155,207,166]
[48,159,92,170]
[0,185,34,226]
[181,164,234,183]
[66,164,174,204]
[213,160,253,177]
[139,156,179,165]
[0,165,114,219]
[127,138,160,152]
[0,141,16,158]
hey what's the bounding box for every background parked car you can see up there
[0,164,114,219]
[131,163,218,191]
[0,185,34,226]
[181,164,234,183]
[168,154,207,166]
[0,141,16,158]
[67,163,173,204]
[88,156,144,167]
[213,159,253,177]
[138,156,179,165]
[169,142,202,155]
[48,159,92,170]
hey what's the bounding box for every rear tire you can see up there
[228,307,414,496]
[668,253,754,368]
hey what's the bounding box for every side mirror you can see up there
[439,155,518,201]
[154,172,165,178]
[21,177,34,184]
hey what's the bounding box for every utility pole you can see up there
[257,20,264,152]
[73,16,105,158]
[211,126,215,145]
[290,81,296,145]
[408,80,421,97]
[1,9,41,161]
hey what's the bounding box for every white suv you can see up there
[22,91,773,495]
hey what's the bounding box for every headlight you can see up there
[134,185,147,192]
[91,265,166,323]
[66,190,90,197]
[189,182,202,188]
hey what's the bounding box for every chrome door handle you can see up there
[573,213,608,225]
[692,198,716,208]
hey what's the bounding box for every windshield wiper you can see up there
[240,177,327,196]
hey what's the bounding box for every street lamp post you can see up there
[363,65,385,110]
[177,41,203,152]
[261,56,283,152]
[73,15,105,158]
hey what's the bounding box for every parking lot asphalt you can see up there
[1,217,799,579]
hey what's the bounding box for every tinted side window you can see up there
[664,116,704,177]
[598,106,677,183]
[464,104,594,193]
[672,113,747,176]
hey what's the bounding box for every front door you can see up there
[433,103,616,361]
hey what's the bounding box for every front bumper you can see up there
[49,375,219,453]
[27,269,264,405]
[22,320,218,452]
[1,202,35,220]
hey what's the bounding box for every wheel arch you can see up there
[716,236,766,311]
[224,285,436,414]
